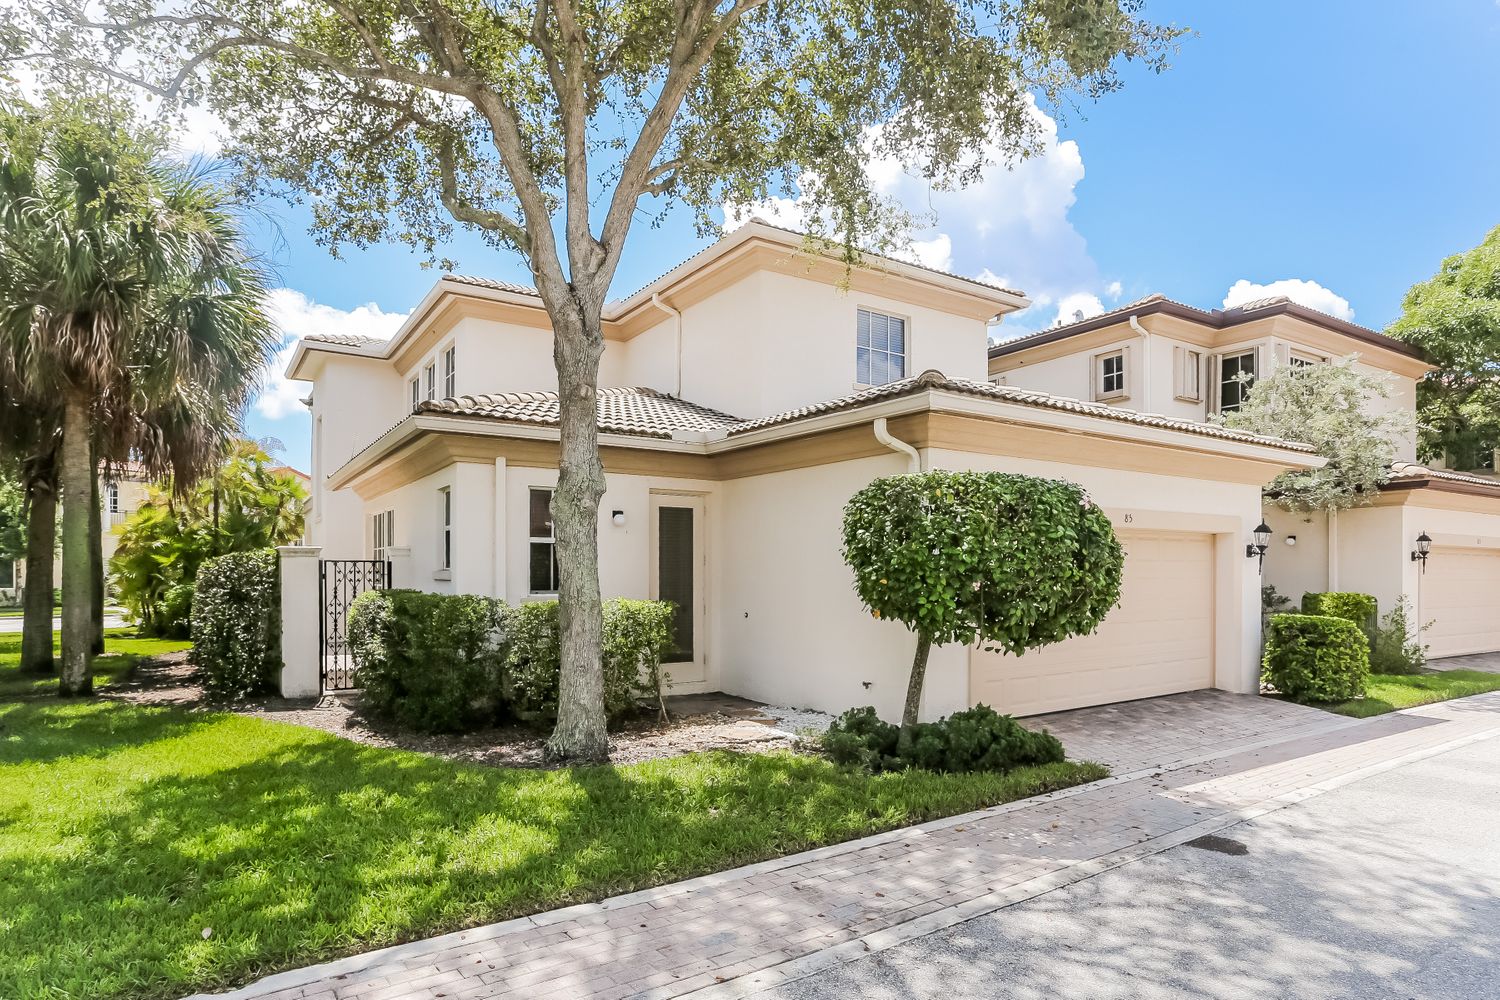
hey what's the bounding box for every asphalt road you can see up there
[761,735,1500,1000]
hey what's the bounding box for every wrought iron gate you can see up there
[319,559,391,691]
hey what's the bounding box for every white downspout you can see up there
[1327,508,1339,591]
[874,417,921,473]
[650,293,683,397]
[1128,315,1151,404]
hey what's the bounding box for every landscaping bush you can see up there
[348,589,508,732]
[1263,613,1370,702]
[1368,596,1430,675]
[191,549,280,699]
[1300,591,1378,633]
[824,704,1066,774]
[157,581,194,640]
[507,598,677,722]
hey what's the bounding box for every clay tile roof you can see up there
[416,386,742,439]
[444,274,540,297]
[303,332,385,347]
[724,370,1317,452]
[1387,462,1500,491]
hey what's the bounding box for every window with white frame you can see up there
[437,487,452,572]
[856,308,907,386]
[424,362,436,401]
[528,487,559,594]
[409,375,421,411]
[1288,352,1320,369]
[1173,346,1203,402]
[1218,350,1258,412]
[1094,349,1127,401]
[371,509,394,561]
[105,482,119,514]
[442,345,456,398]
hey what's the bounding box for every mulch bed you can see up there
[103,654,810,769]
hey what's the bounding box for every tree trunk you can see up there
[58,389,94,697]
[898,632,933,754]
[90,464,104,655]
[543,304,610,763]
[19,479,56,676]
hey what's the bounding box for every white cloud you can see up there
[1223,278,1355,321]
[1105,280,1123,300]
[1051,292,1106,327]
[254,289,409,419]
[892,233,953,272]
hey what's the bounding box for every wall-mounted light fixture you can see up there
[1246,520,1272,572]
[1284,535,1298,547]
[611,510,626,527]
[1411,531,1432,573]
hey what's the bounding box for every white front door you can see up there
[650,494,707,684]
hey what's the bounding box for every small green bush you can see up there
[505,600,562,720]
[1301,592,1378,632]
[823,704,1066,774]
[157,582,194,640]
[1368,596,1430,675]
[348,590,508,732]
[1263,613,1370,702]
[191,549,280,699]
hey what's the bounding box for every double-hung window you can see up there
[424,362,437,401]
[105,482,120,514]
[442,345,456,398]
[1218,350,1258,412]
[856,308,907,386]
[371,509,394,561]
[409,376,421,411]
[528,487,559,595]
[1094,350,1127,401]
[437,488,452,571]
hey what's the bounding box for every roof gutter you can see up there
[650,292,683,397]
[1128,315,1151,403]
[873,417,922,473]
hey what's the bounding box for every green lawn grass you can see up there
[0,701,1105,1000]
[1322,669,1500,718]
[0,628,190,699]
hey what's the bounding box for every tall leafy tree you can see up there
[0,96,278,695]
[1388,224,1500,471]
[19,0,1179,756]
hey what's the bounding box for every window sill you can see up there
[1093,394,1129,404]
[432,569,452,581]
[1174,394,1203,404]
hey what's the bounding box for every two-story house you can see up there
[289,221,1323,721]
[991,294,1500,660]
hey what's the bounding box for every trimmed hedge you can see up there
[823,704,1066,774]
[1301,592,1378,632]
[347,592,677,731]
[191,549,280,699]
[1263,613,1370,703]
[348,590,507,732]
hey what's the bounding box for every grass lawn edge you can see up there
[1295,669,1500,719]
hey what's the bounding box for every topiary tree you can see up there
[842,470,1124,748]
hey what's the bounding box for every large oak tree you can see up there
[16,0,1178,757]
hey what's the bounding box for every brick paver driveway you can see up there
[199,691,1500,1000]
[1430,652,1500,673]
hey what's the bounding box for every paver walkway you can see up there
[201,691,1500,1000]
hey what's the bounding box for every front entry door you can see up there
[650,495,706,684]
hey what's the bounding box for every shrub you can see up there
[1368,596,1430,675]
[348,589,508,732]
[1301,592,1378,633]
[823,704,1067,774]
[1263,613,1370,702]
[191,549,280,699]
[158,582,194,640]
[507,598,677,722]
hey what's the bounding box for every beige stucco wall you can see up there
[1261,506,1332,606]
[310,356,404,559]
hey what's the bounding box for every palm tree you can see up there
[0,98,277,695]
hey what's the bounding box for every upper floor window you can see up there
[1218,350,1258,412]
[371,509,394,561]
[857,308,906,386]
[1288,352,1320,369]
[1093,349,1127,401]
[437,487,452,571]
[1173,346,1203,402]
[105,482,119,514]
[442,345,456,398]
[424,362,436,401]
[409,375,421,411]
[528,487,559,595]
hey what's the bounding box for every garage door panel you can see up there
[1422,547,1500,659]
[969,531,1216,717]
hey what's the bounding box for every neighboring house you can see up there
[991,294,1500,659]
[12,466,154,605]
[290,221,1322,721]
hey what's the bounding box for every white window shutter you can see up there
[1207,353,1222,414]
[1273,341,1291,367]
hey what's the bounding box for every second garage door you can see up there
[969,530,1217,717]
[1421,546,1500,659]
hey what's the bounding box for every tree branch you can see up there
[436,139,530,250]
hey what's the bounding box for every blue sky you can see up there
[239,1,1500,471]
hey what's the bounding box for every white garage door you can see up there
[969,530,1217,717]
[1421,547,1500,659]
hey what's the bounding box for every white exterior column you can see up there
[386,546,414,590]
[493,458,508,601]
[278,545,322,698]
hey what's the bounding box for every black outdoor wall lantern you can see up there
[1411,531,1433,573]
[1246,520,1272,572]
